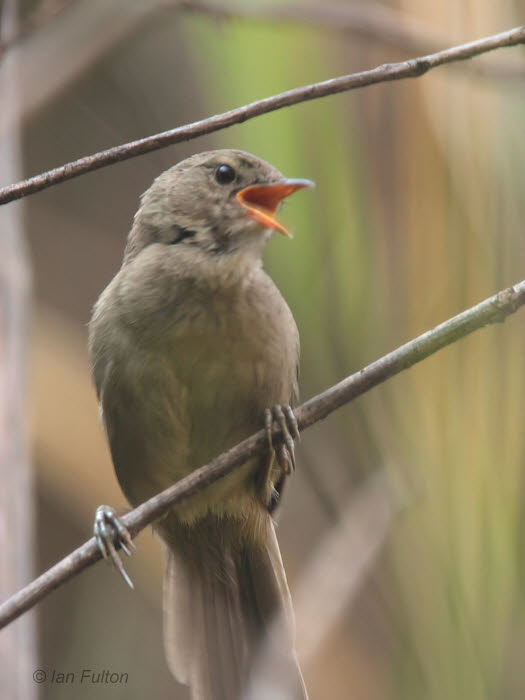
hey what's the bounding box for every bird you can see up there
[89,149,313,699]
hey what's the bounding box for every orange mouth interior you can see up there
[236,179,314,237]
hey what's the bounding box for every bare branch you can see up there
[1,0,521,121]
[0,24,523,206]
[0,280,524,629]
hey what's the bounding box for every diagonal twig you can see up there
[0,279,524,629]
[0,24,523,207]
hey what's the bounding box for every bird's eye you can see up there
[215,164,236,185]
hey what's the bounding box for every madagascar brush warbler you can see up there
[89,149,314,699]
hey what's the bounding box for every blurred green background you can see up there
[12,0,525,698]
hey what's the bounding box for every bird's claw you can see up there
[264,404,300,475]
[94,505,136,589]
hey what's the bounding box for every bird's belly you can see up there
[105,319,291,524]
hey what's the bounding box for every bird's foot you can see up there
[264,404,300,476]
[94,505,136,589]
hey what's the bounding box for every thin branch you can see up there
[0,24,523,207]
[0,280,524,629]
[0,0,521,132]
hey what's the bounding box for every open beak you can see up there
[236,178,314,237]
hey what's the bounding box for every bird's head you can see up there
[125,149,314,262]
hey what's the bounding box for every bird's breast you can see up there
[95,265,298,521]
[163,280,296,420]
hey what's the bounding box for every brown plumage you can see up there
[89,149,312,699]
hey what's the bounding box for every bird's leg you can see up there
[93,505,136,588]
[263,403,300,486]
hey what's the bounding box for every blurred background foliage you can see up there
[7,0,525,697]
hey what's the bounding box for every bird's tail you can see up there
[162,514,308,700]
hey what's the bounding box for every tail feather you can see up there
[162,516,307,700]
